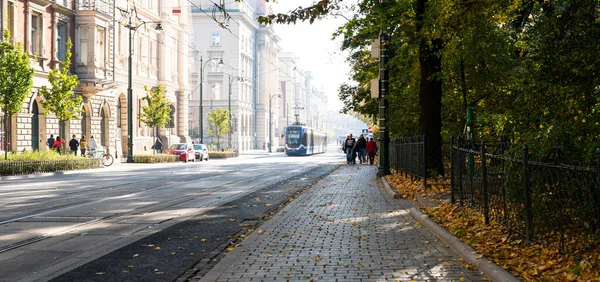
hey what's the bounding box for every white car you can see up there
[193,144,209,161]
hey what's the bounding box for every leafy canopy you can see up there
[208,108,230,139]
[39,40,81,122]
[0,30,34,117]
[138,85,172,130]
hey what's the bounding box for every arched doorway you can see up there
[31,102,40,150]
[81,103,92,139]
[118,94,127,156]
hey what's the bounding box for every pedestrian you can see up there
[366,137,377,165]
[88,135,97,153]
[80,136,87,156]
[53,136,64,154]
[69,135,79,156]
[46,134,55,149]
[356,134,367,164]
[153,138,163,153]
[343,134,356,165]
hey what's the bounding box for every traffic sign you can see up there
[362,129,368,134]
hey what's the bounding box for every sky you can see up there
[269,0,353,112]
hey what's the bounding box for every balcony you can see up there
[77,0,112,17]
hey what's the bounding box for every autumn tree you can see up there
[138,85,171,140]
[0,30,35,159]
[207,108,230,150]
[39,39,81,153]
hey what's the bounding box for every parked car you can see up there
[193,144,209,161]
[168,143,195,162]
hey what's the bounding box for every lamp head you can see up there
[155,22,163,31]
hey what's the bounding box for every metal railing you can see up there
[451,142,600,264]
[0,159,102,176]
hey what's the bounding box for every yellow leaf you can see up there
[283,275,291,279]
[314,257,321,261]
[343,263,349,267]
[96,272,105,275]
[127,265,134,268]
[229,218,236,222]
[200,239,207,243]
[227,247,235,252]
[460,277,465,281]
[264,250,271,253]
[257,229,264,234]
[155,246,161,250]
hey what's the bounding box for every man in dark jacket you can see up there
[356,134,367,164]
[343,134,356,164]
[69,135,79,156]
[47,134,55,149]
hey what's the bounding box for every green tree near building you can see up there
[0,30,35,159]
[208,108,230,150]
[138,85,171,153]
[39,40,81,153]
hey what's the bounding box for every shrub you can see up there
[134,154,178,163]
[0,150,102,176]
[208,151,238,159]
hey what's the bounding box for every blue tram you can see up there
[284,125,327,156]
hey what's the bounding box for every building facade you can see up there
[190,0,281,151]
[1,0,193,157]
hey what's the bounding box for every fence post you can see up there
[481,141,489,225]
[458,136,464,206]
[450,136,455,204]
[422,135,427,187]
[523,145,533,242]
[596,147,600,231]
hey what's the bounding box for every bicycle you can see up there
[87,146,114,167]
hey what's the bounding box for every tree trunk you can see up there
[417,0,444,176]
[3,114,8,160]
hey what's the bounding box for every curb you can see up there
[409,208,520,282]
[380,176,519,282]
[380,175,402,199]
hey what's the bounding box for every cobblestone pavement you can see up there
[197,165,489,282]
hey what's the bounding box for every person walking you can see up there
[366,137,378,165]
[80,136,87,156]
[343,134,356,165]
[69,135,79,156]
[356,134,367,164]
[153,138,163,153]
[88,135,97,155]
[53,136,64,154]
[46,134,55,150]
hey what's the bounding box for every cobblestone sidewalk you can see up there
[197,165,489,282]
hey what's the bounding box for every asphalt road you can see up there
[0,147,344,282]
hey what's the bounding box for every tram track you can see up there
[0,164,316,257]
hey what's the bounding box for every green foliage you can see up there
[138,85,172,137]
[262,0,600,160]
[0,30,35,157]
[208,150,238,159]
[0,30,34,117]
[39,40,81,122]
[133,153,178,163]
[208,108,230,144]
[0,150,102,176]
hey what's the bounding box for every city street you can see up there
[0,146,344,282]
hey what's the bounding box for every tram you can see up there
[284,125,327,156]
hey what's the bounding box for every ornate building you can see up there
[1,0,193,157]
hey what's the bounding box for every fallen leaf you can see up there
[96,272,105,275]
[200,239,207,242]
[155,246,161,250]
[133,254,139,258]
[283,275,291,279]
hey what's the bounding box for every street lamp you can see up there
[198,56,223,144]
[268,93,281,153]
[228,74,245,149]
[125,19,162,163]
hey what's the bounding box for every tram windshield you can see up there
[286,128,301,146]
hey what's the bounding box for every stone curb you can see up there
[380,176,519,282]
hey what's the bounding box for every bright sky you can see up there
[270,0,353,112]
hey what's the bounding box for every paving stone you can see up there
[198,165,489,282]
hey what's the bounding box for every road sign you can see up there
[362,129,368,134]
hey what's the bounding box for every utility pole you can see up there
[377,1,391,177]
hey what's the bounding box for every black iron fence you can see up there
[451,142,600,264]
[0,159,102,176]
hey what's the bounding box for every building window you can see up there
[57,23,67,61]
[97,27,106,68]
[211,32,220,46]
[79,27,88,65]
[30,13,42,55]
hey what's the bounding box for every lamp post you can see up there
[228,74,245,149]
[268,93,280,153]
[125,18,162,163]
[198,56,222,144]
